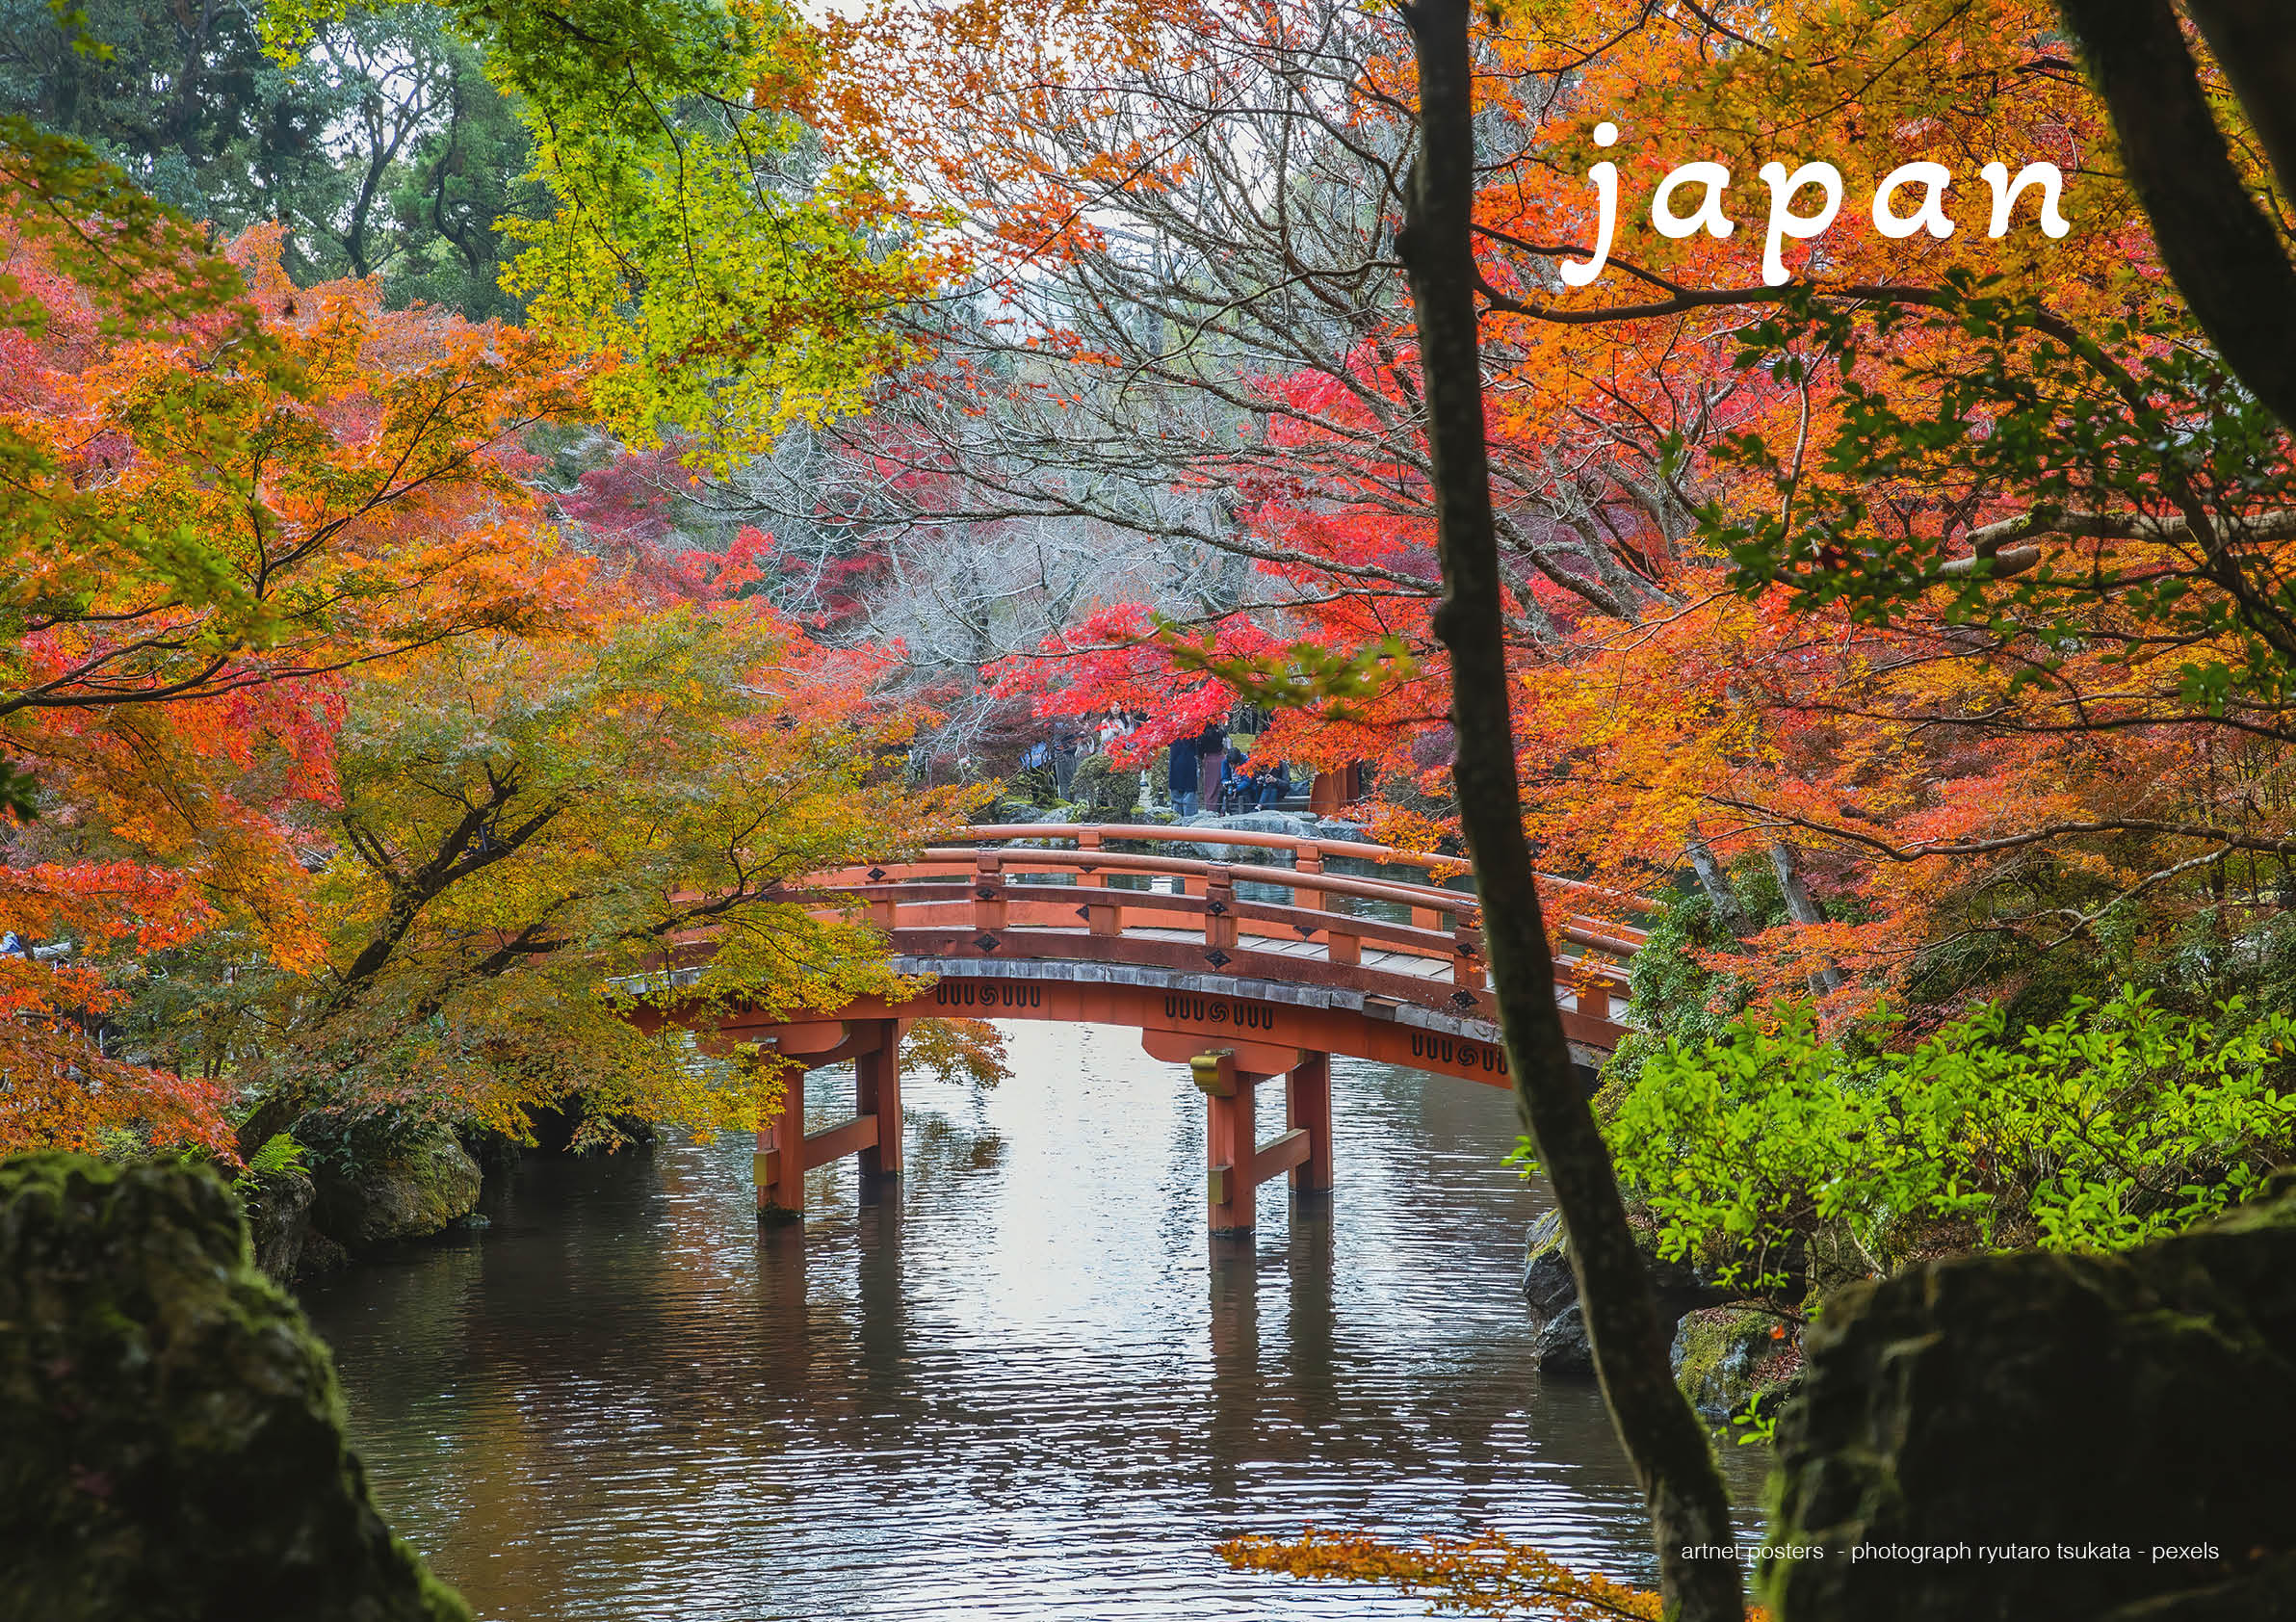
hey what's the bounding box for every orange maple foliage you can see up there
[2,222,591,1154]
[823,0,2291,1022]
[1219,1526,1762,1621]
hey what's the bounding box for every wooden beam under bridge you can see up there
[753,1017,904,1220]
[1194,1047,1332,1235]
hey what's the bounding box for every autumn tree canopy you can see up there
[9,0,2290,1171]
[0,5,972,1156]
[773,0,2296,1040]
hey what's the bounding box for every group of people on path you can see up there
[1015,711,1138,799]
[1164,721,1291,818]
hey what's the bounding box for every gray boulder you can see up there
[1523,1209,1731,1377]
[311,1124,482,1251]
[1765,1191,2296,1621]
[1216,809,1316,838]
[0,1152,470,1621]
[1178,810,1318,856]
[1523,1210,1580,1321]
[1523,1212,1598,1374]
[1534,1302,1597,1374]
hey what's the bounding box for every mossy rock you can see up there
[310,1124,482,1251]
[240,1161,316,1282]
[0,1152,472,1622]
[1764,1191,2296,1621]
[1669,1306,1801,1421]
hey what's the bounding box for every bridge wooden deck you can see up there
[639,824,1646,1235]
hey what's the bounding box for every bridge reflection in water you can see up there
[301,1026,1769,1620]
[635,824,1644,1237]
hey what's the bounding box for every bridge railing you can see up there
[907,824,1644,912]
[793,823,1642,1028]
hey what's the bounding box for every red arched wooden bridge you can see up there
[639,824,1644,1235]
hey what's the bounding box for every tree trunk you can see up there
[2057,0,2296,429]
[2184,1,2296,232]
[1393,3,1745,1616]
[1768,841,1845,996]
[1685,834,1749,937]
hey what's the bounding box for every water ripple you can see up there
[300,1021,1768,1620]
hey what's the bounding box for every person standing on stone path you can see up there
[1191,721,1228,817]
[1167,736,1200,818]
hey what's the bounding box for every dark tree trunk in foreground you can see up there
[2057,0,2296,429]
[1392,3,1745,1616]
[2185,0,2296,204]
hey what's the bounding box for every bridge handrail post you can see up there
[1573,964,1613,1024]
[1293,844,1326,912]
[1203,864,1239,951]
[1453,928,1486,990]
[973,850,1006,931]
[1077,827,1105,889]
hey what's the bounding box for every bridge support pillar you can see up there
[755,1020,904,1220]
[855,1019,902,1181]
[1287,1052,1332,1193]
[1195,1049,1316,1236]
[759,1064,807,1221]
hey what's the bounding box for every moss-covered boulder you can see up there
[241,1161,316,1281]
[1522,1211,1592,1372]
[1669,1306,1801,1421]
[0,1152,471,1622]
[1764,1192,2296,1621]
[310,1124,482,1251]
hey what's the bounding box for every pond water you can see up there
[300,1020,1769,1620]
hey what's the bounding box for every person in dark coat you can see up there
[1167,737,1200,817]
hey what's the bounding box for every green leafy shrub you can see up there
[1596,861,1794,1097]
[231,1133,306,1193]
[1587,987,2296,1293]
[1069,752,1139,821]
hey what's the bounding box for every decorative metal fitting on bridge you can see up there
[1450,990,1477,1010]
[976,884,1000,901]
[1190,1049,1239,1097]
[1207,899,1229,915]
[974,933,1002,953]
[1204,949,1232,968]
[867,866,888,882]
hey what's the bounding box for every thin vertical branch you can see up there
[1392,2,1745,1616]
